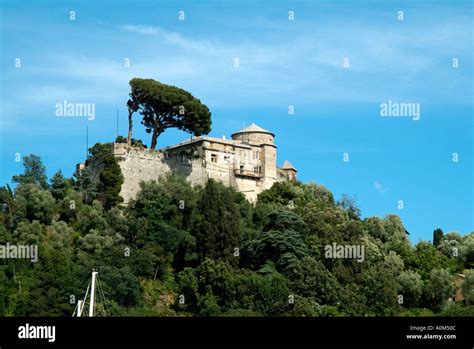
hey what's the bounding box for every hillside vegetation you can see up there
[0,150,473,317]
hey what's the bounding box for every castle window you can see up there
[240,165,244,173]
[254,166,262,174]
[211,154,217,163]
[253,151,260,159]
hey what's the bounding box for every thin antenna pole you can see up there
[89,270,98,317]
[86,123,89,158]
[116,109,119,138]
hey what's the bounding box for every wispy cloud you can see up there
[374,181,387,194]
[2,4,472,125]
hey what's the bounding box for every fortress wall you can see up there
[111,138,280,204]
[262,145,277,190]
[113,143,172,204]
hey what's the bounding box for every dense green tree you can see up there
[129,176,198,270]
[50,170,71,200]
[299,182,335,207]
[437,238,460,258]
[176,267,200,312]
[12,154,48,189]
[74,167,98,204]
[98,156,124,209]
[362,252,404,315]
[100,266,141,307]
[0,184,15,228]
[243,269,290,316]
[397,270,424,307]
[462,269,474,305]
[56,190,84,223]
[460,233,474,268]
[195,179,241,266]
[127,78,212,149]
[424,269,454,309]
[14,184,55,224]
[363,217,387,242]
[433,228,444,247]
[244,210,308,271]
[288,256,341,305]
[408,241,454,279]
[257,181,299,207]
[0,268,5,316]
[440,302,474,316]
[337,194,361,220]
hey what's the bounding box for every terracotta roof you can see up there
[281,160,297,171]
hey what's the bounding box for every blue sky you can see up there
[0,0,472,242]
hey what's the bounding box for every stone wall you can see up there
[112,143,172,204]
[109,137,281,204]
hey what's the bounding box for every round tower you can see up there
[231,123,275,145]
[232,123,277,190]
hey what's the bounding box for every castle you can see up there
[92,123,297,203]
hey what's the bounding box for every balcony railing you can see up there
[234,168,263,178]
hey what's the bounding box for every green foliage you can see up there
[337,194,361,220]
[461,269,474,305]
[244,210,308,271]
[1,156,471,317]
[433,228,444,247]
[98,156,124,209]
[363,217,387,242]
[362,252,403,315]
[397,270,424,307]
[288,256,341,305]
[74,167,98,204]
[459,233,474,268]
[440,302,474,317]
[100,266,141,308]
[194,179,241,266]
[12,154,48,189]
[0,185,15,228]
[115,136,146,148]
[79,143,124,209]
[14,184,56,224]
[257,181,299,206]
[50,170,72,200]
[88,142,112,159]
[424,269,454,309]
[408,241,455,279]
[129,175,199,270]
[127,78,212,149]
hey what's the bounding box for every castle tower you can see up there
[281,160,297,180]
[231,123,277,190]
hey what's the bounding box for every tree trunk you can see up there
[127,109,133,146]
[150,128,159,150]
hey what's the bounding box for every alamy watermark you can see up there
[0,243,38,262]
[325,242,365,263]
[55,100,95,120]
[380,100,420,121]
